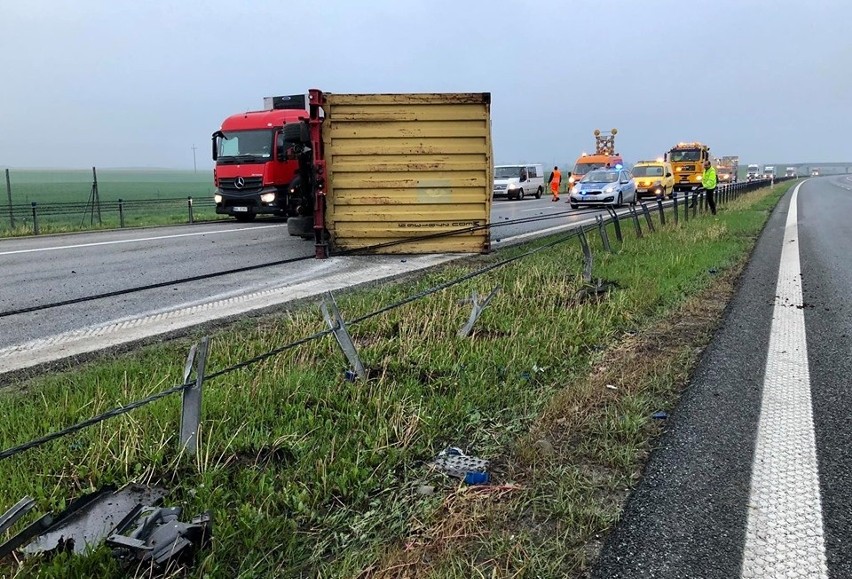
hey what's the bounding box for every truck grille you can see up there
[680,165,696,172]
[218,177,263,192]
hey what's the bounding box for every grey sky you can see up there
[1,0,850,171]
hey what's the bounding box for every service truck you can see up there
[747,164,761,181]
[665,142,711,192]
[213,90,493,258]
[763,165,777,179]
[811,168,820,176]
[716,155,739,184]
[785,167,797,178]
[568,129,624,187]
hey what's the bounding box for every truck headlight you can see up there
[214,194,222,204]
[261,192,276,203]
[695,175,702,181]
[508,183,517,189]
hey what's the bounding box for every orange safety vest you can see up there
[550,169,561,192]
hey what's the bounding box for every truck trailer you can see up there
[212,90,494,258]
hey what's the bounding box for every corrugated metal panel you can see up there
[323,93,492,254]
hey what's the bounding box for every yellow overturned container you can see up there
[322,93,493,254]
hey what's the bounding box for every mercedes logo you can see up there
[234,177,245,189]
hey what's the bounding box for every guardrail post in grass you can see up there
[321,292,366,380]
[179,336,209,457]
[639,201,655,233]
[692,193,698,218]
[4,169,13,228]
[672,193,679,225]
[656,198,666,226]
[699,191,705,213]
[187,197,194,224]
[31,202,39,235]
[578,228,594,283]
[596,214,613,253]
[118,199,125,228]
[458,286,500,338]
[683,193,689,223]
[605,207,623,242]
[629,206,643,238]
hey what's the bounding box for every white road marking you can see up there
[0,224,288,256]
[741,181,828,578]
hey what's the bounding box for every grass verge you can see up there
[0,182,793,577]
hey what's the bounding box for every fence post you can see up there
[684,193,690,222]
[657,198,666,226]
[4,169,13,229]
[179,337,209,457]
[118,199,125,228]
[187,197,194,224]
[31,202,39,235]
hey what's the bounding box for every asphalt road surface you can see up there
[0,196,614,374]
[592,176,852,578]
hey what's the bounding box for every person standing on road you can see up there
[702,160,718,215]
[549,166,561,202]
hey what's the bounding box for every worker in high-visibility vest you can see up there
[548,166,561,202]
[702,160,718,215]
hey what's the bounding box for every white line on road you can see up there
[0,224,288,256]
[741,181,828,578]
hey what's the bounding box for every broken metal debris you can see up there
[22,484,167,556]
[0,496,36,537]
[107,507,212,569]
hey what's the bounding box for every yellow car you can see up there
[632,160,675,199]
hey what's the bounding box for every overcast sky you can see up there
[1,0,850,171]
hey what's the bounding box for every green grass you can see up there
[0,182,794,577]
[0,169,226,236]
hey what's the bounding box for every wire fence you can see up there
[0,177,792,464]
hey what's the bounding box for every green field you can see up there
[0,182,793,577]
[1,168,225,236]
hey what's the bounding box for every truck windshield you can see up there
[632,166,664,177]
[669,150,701,162]
[495,166,524,179]
[217,130,274,163]
[574,162,605,174]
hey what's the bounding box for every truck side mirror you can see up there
[211,135,218,161]
[666,172,672,178]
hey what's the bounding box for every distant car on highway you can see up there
[493,164,545,200]
[632,160,675,199]
[569,168,636,209]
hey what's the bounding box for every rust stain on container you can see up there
[323,93,492,254]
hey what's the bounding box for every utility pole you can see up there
[191,144,198,174]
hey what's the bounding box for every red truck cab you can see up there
[212,97,308,222]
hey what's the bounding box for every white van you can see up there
[493,164,545,200]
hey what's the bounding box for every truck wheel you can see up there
[287,215,314,239]
[535,187,543,199]
[234,213,257,223]
[517,188,525,200]
[570,203,579,209]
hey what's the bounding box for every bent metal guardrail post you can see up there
[578,228,593,283]
[639,201,655,233]
[605,207,623,242]
[0,497,36,537]
[596,214,613,254]
[458,286,500,338]
[657,198,666,226]
[321,292,367,380]
[179,337,209,456]
[629,206,643,238]
[672,193,679,225]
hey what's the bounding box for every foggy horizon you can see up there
[1,0,850,172]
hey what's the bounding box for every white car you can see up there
[569,168,637,208]
[493,164,545,200]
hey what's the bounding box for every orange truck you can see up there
[568,129,624,188]
[666,142,711,193]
